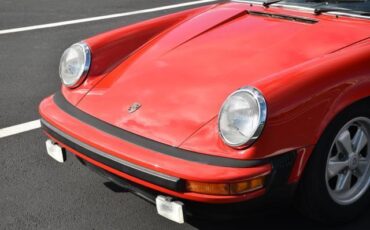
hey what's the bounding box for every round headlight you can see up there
[218,87,267,148]
[59,42,91,88]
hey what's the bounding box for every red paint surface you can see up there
[40,2,370,202]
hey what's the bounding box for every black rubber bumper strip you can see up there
[41,119,185,191]
[52,91,268,168]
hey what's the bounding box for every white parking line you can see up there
[0,0,216,35]
[0,120,41,138]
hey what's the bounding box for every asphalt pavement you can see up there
[0,0,369,229]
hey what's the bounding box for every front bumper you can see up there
[40,92,297,204]
[78,155,297,220]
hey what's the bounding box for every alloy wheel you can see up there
[325,117,370,205]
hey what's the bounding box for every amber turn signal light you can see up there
[185,181,230,195]
[185,176,266,195]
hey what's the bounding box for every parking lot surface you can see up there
[0,0,369,229]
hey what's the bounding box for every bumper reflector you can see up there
[185,176,266,195]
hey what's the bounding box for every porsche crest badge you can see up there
[128,102,141,113]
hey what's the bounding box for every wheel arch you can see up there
[293,95,370,184]
[315,88,370,147]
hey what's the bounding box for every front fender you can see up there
[61,4,216,105]
[180,38,370,166]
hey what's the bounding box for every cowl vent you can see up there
[247,10,318,24]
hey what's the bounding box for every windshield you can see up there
[246,0,370,14]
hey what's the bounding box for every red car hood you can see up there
[77,3,369,147]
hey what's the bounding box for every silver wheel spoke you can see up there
[337,130,353,155]
[352,169,361,178]
[327,158,349,178]
[358,159,369,174]
[353,128,367,155]
[335,170,352,192]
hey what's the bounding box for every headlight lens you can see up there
[218,87,267,148]
[59,42,91,88]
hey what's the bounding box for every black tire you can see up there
[296,99,370,224]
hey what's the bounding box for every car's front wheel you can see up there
[297,100,370,224]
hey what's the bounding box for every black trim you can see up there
[80,157,159,204]
[53,91,268,168]
[268,151,296,189]
[41,120,185,191]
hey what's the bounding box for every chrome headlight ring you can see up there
[218,86,267,148]
[59,42,91,88]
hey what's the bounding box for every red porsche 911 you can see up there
[39,0,370,224]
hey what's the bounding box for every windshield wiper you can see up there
[261,0,363,8]
[259,0,370,16]
[262,0,283,7]
[315,0,366,2]
[314,6,370,16]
